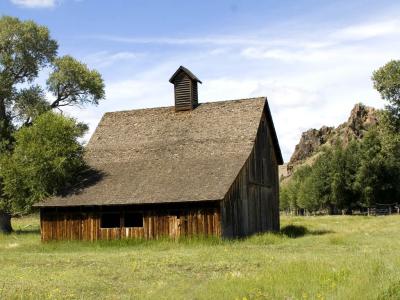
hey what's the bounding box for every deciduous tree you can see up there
[372,60,400,128]
[0,16,105,233]
[0,112,86,216]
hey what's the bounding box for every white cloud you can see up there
[87,34,294,47]
[240,47,336,62]
[241,20,400,64]
[332,20,400,41]
[88,18,400,48]
[10,0,57,8]
[83,51,142,68]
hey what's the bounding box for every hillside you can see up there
[280,103,379,182]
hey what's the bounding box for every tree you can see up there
[280,165,313,214]
[282,116,400,215]
[0,112,86,216]
[327,143,361,213]
[281,143,359,214]
[0,16,105,233]
[306,150,333,212]
[354,127,400,207]
[0,16,57,141]
[0,16,104,132]
[279,185,290,212]
[372,60,400,128]
[47,56,104,109]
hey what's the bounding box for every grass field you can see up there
[1,215,400,299]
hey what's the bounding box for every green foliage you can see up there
[47,55,105,108]
[0,16,104,219]
[0,15,105,132]
[281,117,400,213]
[372,60,400,127]
[0,16,57,85]
[13,86,50,123]
[0,16,57,138]
[0,16,49,143]
[0,112,86,213]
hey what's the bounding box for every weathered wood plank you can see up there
[40,203,221,241]
[221,110,280,237]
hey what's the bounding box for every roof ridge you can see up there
[169,65,202,84]
[104,97,267,115]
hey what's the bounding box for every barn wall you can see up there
[40,202,221,241]
[221,110,280,237]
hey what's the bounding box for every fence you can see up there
[281,203,400,216]
[367,203,400,216]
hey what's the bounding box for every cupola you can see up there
[169,66,202,111]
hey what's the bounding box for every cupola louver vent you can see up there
[169,66,202,111]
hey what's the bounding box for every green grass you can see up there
[1,215,400,299]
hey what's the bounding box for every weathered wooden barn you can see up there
[35,66,283,241]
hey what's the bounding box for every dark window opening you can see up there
[169,210,181,219]
[101,213,120,228]
[124,213,143,227]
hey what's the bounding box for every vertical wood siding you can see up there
[191,79,198,107]
[40,204,220,241]
[174,74,196,111]
[221,110,280,237]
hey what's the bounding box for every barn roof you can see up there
[36,97,283,207]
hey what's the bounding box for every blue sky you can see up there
[1,0,400,161]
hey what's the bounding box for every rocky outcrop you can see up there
[281,103,378,180]
[335,103,378,146]
[289,126,334,163]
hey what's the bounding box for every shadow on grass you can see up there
[14,228,40,235]
[280,225,333,238]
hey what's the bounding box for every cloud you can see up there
[86,34,293,47]
[240,19,400,64]
[88,18,400,49]
[332,20,400,41]
[10,0,57,8]
[83,51,142,68]
[240,44,396,64]
[240,48,330,62]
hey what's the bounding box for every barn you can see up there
[35,66,284,241]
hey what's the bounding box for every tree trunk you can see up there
[0,97,6,133]
[0,97,10,143]
[0,94,12,234]
[0,211,12,234]
[0,98,5,120]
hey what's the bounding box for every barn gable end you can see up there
[221,106,280,237]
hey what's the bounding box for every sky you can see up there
[1,0,400,161]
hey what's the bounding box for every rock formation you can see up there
[289,126,334,163]
[280,103,378,181]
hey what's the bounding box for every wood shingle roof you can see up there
[37,97,282,207]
